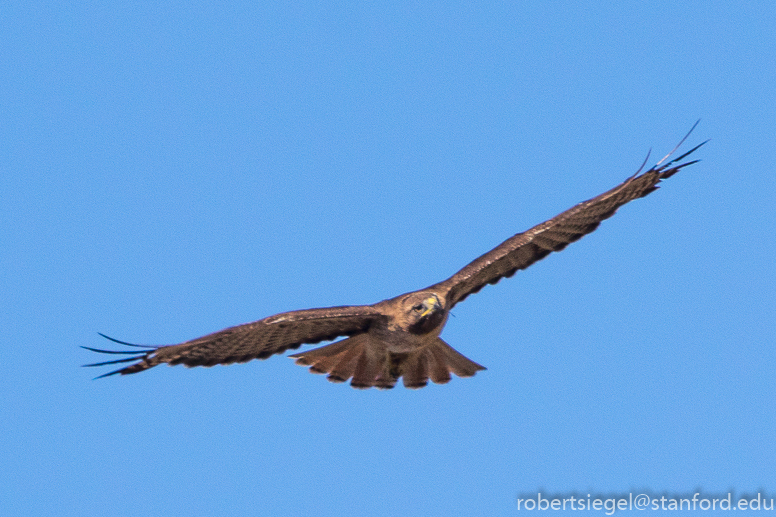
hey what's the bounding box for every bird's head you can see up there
[401,292,446,334]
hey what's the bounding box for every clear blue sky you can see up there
[2,1,774,516]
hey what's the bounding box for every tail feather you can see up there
[293,338,354,376]
[434,338,486,378]
[289,336,485,390]
[290,334,362,382]
[352,348,387,389]
[401,349,430,389]
[425,344,453,384]
[326,344,362,383]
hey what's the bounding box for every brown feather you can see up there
[425,345,453,385]
[90,306,384,377]
[429,138,706,308]
[401,350,430,389]
[431,338,486,378]
[350,344,384,389]
[289,336,485,389]
[85,128,704,389]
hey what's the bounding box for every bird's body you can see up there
[85,127,705,389]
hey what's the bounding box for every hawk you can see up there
[85,127,705,389]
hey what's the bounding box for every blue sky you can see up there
[2,1,774,515]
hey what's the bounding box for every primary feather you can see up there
[85,125,705,388]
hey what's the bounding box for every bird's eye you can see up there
[413,304,424,312]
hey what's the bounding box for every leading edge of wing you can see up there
[83,305,384,378]
[429,124,706,308]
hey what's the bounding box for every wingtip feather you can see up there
[84,334,159,378]
[97,333,156,348]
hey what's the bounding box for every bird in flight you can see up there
[85,126,705,389]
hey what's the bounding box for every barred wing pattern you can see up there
[84,305,385,378]
[432,138,706,308]
[85,125,704,386]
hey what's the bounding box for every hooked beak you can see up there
[420,296,442,318]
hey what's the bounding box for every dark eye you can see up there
[413,304,424,312]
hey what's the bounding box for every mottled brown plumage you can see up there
[85,127,705,389]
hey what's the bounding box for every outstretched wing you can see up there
[431,128,706,309]
[83,305,385,378]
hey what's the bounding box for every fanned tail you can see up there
[290,336,485,390]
